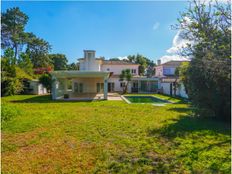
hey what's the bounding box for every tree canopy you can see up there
[176,0,231,121]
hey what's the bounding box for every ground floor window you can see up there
[120,82,125,88]
[74,82,83,93]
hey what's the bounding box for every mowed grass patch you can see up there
[1,95,230,173]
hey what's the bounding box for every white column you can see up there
[104,77,108,100]
[52,76,57,100]
[64,79,68,94]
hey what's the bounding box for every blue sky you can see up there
[2,1,189,63]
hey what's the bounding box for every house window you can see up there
[131,69,136,74]
[67,80,72,91]
[107,68,110,71]
[120,82,125,87]
[87,52,92,58]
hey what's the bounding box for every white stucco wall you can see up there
[161,82,188,98]
[101,65,139,75]
[72,77,104,93]
[160,83,170,95]
[29,81,47,95]
[177,83,188,98]
[79,59,101,71]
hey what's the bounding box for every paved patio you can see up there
[59,92,122,101]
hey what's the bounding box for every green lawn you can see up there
[1,95,231,173]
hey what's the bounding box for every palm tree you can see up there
[119,69,132,94]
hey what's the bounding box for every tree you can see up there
[175,62,190,95]
[49,54,68,70]
[127,54,154,75]
[1,48,32,96]
[26,33,52,68]
[119,69,132,94]
[39,73,52,92]
[176,0,231,121]
[109,58,120,61]
[67,63,79,70]
[1,7,29,59]
[18,52,33,75]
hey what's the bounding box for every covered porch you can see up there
[51,71,110,100]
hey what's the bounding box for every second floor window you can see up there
[131,69,136,74]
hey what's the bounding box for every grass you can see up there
[1,95,231,173]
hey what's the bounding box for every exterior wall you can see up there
[29,81,47,95]
[101,65,139,75]
[79,59,102,71]
[177,83,188,98]
[155,66,163,76]
[160,82,170,95]
[161,82,188,98]
[108,77,132,93]
[72,77,104,93]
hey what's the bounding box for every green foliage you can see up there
[1,7,29,58]
[49,54,68,70]
[39,73,52,91]
[177,0,231,121]
[1,95,230,173]
[1,49,33,96]
[109,58,120,61]
[18,52,33,75]
[26,33,51,68]
[67,63,79,70]
[127,54,154,76]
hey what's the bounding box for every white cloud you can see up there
[166,30,191,54]
[153,22,160,30]
[117,56,128,60]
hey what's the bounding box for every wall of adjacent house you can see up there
[29,81,47,95]
[160,82,171,95]
[101,65,139,75]
[177,83,188,98]
[160,82,188,98]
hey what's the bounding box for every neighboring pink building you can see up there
[155,60,189,77]
[154,60,190,98]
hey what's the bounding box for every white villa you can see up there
[51,50,160,100]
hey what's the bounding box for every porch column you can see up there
[104,76,108,100]
[52,76,57,100]
[64,79,68,94]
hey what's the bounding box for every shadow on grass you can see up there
[167,107,194,113]
[148,115,231,139]
[10,95,95,103]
